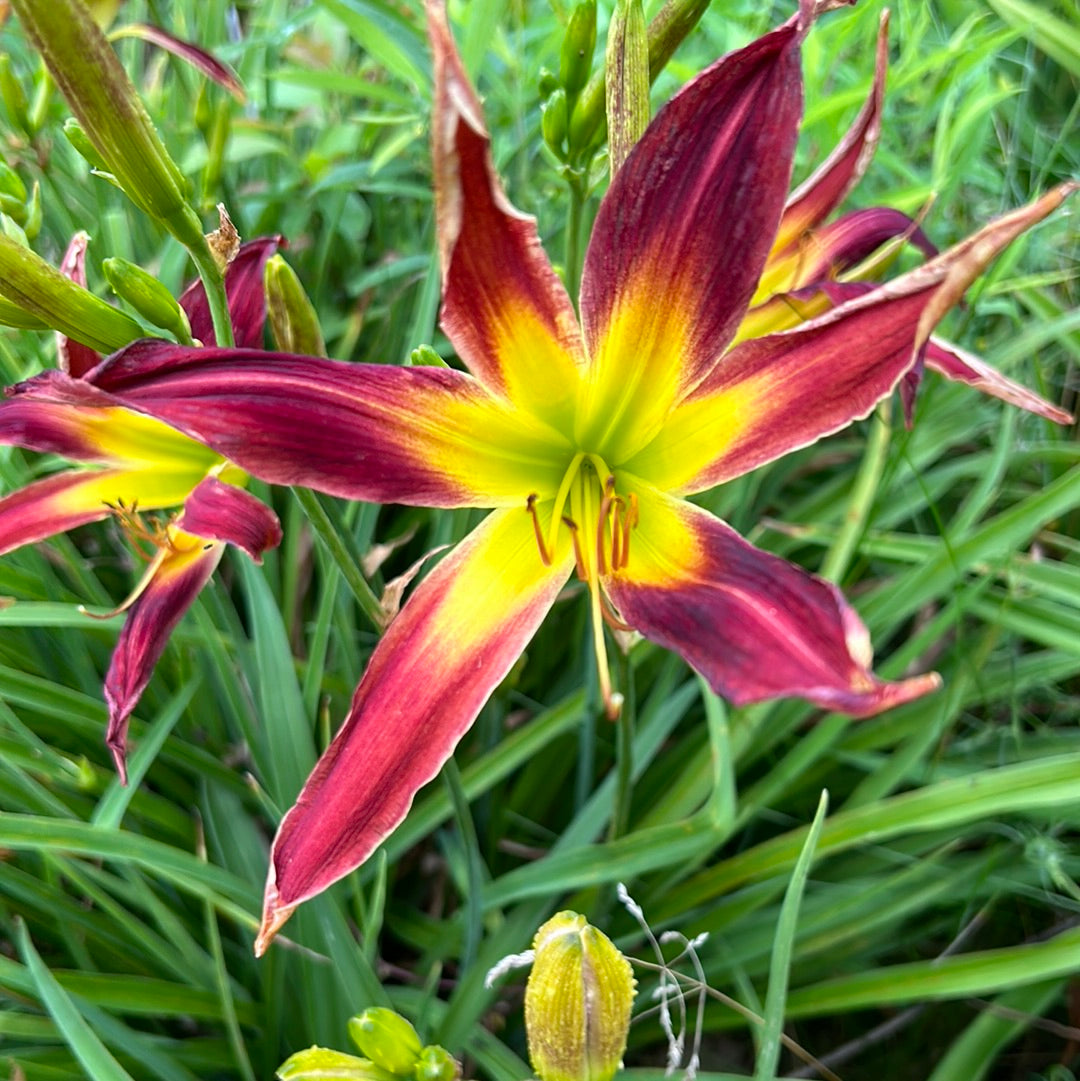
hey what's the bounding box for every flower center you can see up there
[526,453,638,719]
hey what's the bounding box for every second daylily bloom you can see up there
[0,238,282,780]
[67,0,1075,947]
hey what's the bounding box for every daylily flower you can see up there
[0,237,282,781]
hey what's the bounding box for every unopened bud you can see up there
[10,0,205,250]
[348,1008,423,1076]
[605,0,649,176]
[408,344,449,368]
[265,254,326,356]
[538,67,561,99]
[542,88,569,156]
[276,1047,398,1081]
[63,118,111,174]
[413,1046,460,1081]
[0,56,30,135]
[525,912,635,1081]
[0,232,141,352]
[559,0,597,99]
[103,257,193,343]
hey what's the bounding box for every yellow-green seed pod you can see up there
[265,254,326,357]
[559,0,597,99]
[276,1046,400,1081]
[0,56,30,135]
[525,912,636,1081]
[9,0,205,250]
[413,1045,460,1081]
[348,1008,423,1077]
[103,256,193,344]
[0,232,142,352]
[605,0,649,176]
[542,88,569,156]
[408,344,449,368]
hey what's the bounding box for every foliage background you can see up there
[0,0,1077,1078]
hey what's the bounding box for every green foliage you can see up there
[0,0,1077,1079]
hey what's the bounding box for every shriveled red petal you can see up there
[925,338,1073,425]
[626,183,1078,493]
[56,231,101,379]
[0,469,116,553]
[774,9,889,252]
[89,341,570,508]
[256,507,573,953]
[178,476,282,563]
[428,0,583,425]
[576,11,806,461]
[116,24,245,101]
[179,236,283,347]
[605,487,939,714]
[104,538,223,783]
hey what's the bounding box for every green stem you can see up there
[188,241,234,348]
[820,400,892,584]
[292,487,384,631]
[608,649,635,842]
[565,174,586,304]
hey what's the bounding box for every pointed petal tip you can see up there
[255,880,296,957]
[106,730,129,787]
[861,669,942,717]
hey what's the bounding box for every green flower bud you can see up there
[0,293,46,330]
[0,56,30,136]
[348,1008,423,1077]
[0,162,27,203]
[9,0,205,250]
[538,67,561,99]
[277,1046,399,1081]
[0,193,26,226]
[103,256,193,343]
[559,0,597,99]
[63,117,110,174]
[24,181,42,241]
[542,88,569,157]
[525,912,636,1081]
[413,1046,460,1081]
[0,232,141,352]
[605,0,649,175]
[408,344,449,368]
[265,254,326,357]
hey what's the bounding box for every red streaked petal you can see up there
[626,183,1078,493]
[105,537,223,782]
[90,341,570,508]
[179,236,283,347]
[605,487,939,714]
[925,338,1073,425]
[256,507,573,952]
[56,231,101,379]
[428,2,583,424]
[0,469,115,553]
[756,207,936,298]
[774,9,889,252]
[575,14,805,461]
[178,476,283,562]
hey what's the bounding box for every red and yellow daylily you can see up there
[41,1,1073,947]
[0,237,283,780]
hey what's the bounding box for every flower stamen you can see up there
[526,493,553,567]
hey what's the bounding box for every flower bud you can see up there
[277,1047,399,1081]
[408,344,449,368]
[103,256,193,343]
[265,254,326,357]
[413,1046,460,1081]
[0,232,141,351]
[63,117,111,174]
[0,56,30,136]
[605,0,649,176]
[348,1008,423,1076]
[525,912,635,1081]
[541,88,569,157]
[9,0,205,250]
[538,67,561,99]
[559,1,597,99]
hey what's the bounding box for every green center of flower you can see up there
[526,452,638,719]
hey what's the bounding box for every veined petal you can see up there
[1,369,224,468]
[772,10,889,254]
[576,14,805,461]
[104,535,223,782]
[179,236,283,347]
[925,338,1073,425]
[428,0,584,423]
[604,486,939,714]
[256,507,573,953]
[754,207,935,300]
[178,476,283,563]
[0,465,218,556]
[90,341,571,508]
[626,183,1078,493]
[56,231,102,379]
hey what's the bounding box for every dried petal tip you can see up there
[525,912,636,1081]
[254,878,296,957]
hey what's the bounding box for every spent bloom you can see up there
[0,239,282,780]
[24,0,1073,946]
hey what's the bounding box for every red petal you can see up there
[0,469,116,554]
[256,507,572,952]
[179,236,283,347]
[605,487,939,714]
[178,476,283,563]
